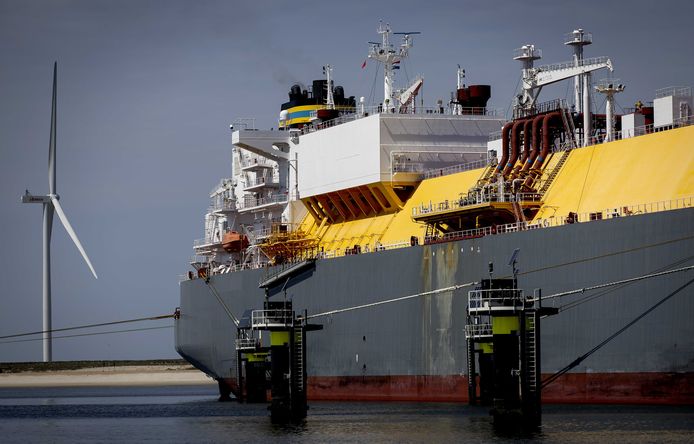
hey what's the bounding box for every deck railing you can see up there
[226,262,265,273]
[236,193,289,211]
[423,195,694,244]
[244,176,279,188]
[421,159,491,179]
[413,192,542,218]
[468,289,525,313]
[185,195,693,280]
[297,105,502,136]
[615,115,693,140]
[464,323,493,339]
[235,337,260,350]
[239,155,274,169]
[374,240,412,252]
[533,56,610,75]
[208,198,236,213]
[251,309,294,329]
[655,86,691,98]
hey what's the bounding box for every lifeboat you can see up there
[222,231,249,253]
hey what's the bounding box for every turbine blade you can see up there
[50,196,98,279]
[48,62,57,195]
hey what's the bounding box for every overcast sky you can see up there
[1,0,693,362]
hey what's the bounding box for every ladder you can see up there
[538,150,571,195]
[466,337,477,405]
[425,223,437,241]
[511,199,527,224]
[291,326,305,393]
[560,103,578,149]
[477,164,497,187]
[524,312,538,397]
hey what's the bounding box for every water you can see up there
[0,385,692,443]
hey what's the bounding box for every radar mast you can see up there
[367,22,419,113]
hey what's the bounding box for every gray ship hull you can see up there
[176,208,694,404]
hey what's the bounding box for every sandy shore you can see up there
[0,364,216,388]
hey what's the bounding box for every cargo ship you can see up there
[175,25,694,405]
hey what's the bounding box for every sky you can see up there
[1,0,693,362]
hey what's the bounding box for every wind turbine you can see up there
[21,62,98,362]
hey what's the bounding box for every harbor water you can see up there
[0,385,692,443]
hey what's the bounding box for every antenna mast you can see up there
[367,22,418,113]
[564,29,592,115]
[455,65,466,115]
[595,79,625,142]
[323,64,335,109]
[457,64,465,90]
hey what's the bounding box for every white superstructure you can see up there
[191,23,504,271]
[653,87,692,129]
[295,112,503,198]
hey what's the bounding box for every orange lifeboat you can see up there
[222,231,249,253]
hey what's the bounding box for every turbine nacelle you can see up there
[21,191,51,204]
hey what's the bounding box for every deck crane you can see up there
[514,44,613,145]
[398,77,424,113]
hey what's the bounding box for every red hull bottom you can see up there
[219,372,694,405]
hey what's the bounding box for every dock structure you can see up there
[465,277,557,427]
[236,299,322,423]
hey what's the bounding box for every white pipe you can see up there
[498,174,505,202]
[583,73,591,146]
[574,45,583,144]
[512,178,524,193]
[574,52,583,114]
[384,64,393,113]
[325,65,334,109]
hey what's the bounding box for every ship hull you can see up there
[176,208,694,404]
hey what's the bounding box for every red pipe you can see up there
[511,119,533,178]
[503,119,525,177]
[521,114,545,174]
[521,118,533,164]
[523,112,561,189]
[535,112,562,168]
[497,122,514,174]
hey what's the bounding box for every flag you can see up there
[361,59,367,69]
[393,60,400,64]
[393,66,400,70]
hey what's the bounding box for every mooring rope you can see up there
[305,264,694,321]
[0,325,173,345]
[305,281,478,320]
[202,278,240,326]
[0,313,175,340]
[542,276,694,388]
[531,265,694,302]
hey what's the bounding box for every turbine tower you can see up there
[21,62,98,362]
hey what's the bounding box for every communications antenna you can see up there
[367,21,420,113]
